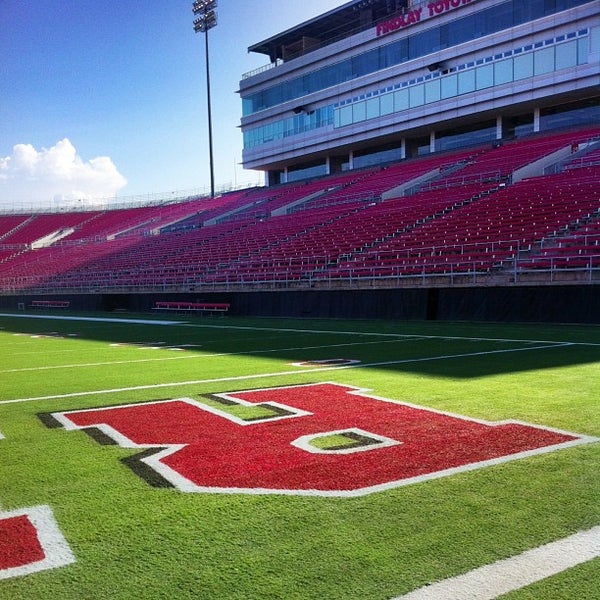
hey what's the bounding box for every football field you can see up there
[0,312,598,599]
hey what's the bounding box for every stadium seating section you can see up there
[1,126,599,293]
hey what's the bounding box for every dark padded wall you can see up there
[0,285,597,323]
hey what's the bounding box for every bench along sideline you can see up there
[152,301,230,315]
[29,300,70,309]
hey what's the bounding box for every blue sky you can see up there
[0,0,348,209]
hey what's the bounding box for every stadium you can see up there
[0,0,599,321]
[0,1,599,598]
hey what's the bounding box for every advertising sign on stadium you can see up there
[376,0,476,37]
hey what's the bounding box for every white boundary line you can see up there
[395,526,600,599]
[0,313,182,325]
[0,505,75,580]
[0,342,572,405]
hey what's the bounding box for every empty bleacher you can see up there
[0,126,598,294]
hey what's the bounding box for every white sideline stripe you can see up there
[0,313,184,325]
[0,342,571,405]
[394,526,600,600]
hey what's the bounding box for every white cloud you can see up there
[0,139,127,210]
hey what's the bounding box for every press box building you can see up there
[239,0,600,186]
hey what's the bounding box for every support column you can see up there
[496,115,503,140]
[533,108,541,133]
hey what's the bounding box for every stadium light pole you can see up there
[193,0,218,199]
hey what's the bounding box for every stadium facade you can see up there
[239,0,600,185]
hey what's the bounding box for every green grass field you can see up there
[0,311,598,599]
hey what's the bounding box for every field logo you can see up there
[45,383,596,497]
[0,505,75,580]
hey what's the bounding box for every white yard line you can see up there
[0,338,419,374]
[395,526,600,600]
[0,342,571,405]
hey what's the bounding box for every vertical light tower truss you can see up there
[192,0,218,199]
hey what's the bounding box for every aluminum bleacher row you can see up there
[0,127,599,293]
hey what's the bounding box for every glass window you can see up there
[336,105,353,128]
[476,64,494,89]
[242,0,594,116]
[484,2,513,32]
[494,58,513,85]
[457,69,476,95]
[394,88,409,112]
[438,120,497,151]
[591,25,600,54]
[577,36,588,65]
[513,52,534,80]
[352,50,377,79]
[555,40,578,70]
[354,144,403,169]
[366,97,380,120]
[284,77,304,103]
[447,12,478,47]
[534,46,555,75]
[284,117,294,138]
[540,99,600,131]
[353,101,367,123]
[441,74,458,99]
[381,39,409,69]
[287,161,327,183]
[380,92,394,115]
[425,79,441,104]
[409,84,425,108]
[275,120,284,140]
[409,27,441,60]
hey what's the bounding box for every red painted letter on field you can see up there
[52,383,592,496]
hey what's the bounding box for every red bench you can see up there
[29,300,70,309]
[153,301,230,315]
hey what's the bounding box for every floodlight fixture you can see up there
[192,1,218,198]
[193,11,217,33]
[192,0,217,15]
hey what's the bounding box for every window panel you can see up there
[394,88,409,112]
[476,64,494,90]
[338,105,353,127]
[353,101,367,123]
[513,52,534,79]
[457,69,476,94]
[577,36,589,65]
[425,79,441,104]
[409,84,425,108]
[409,27,441,60]
[555,40,578,70]
[494,58,513,85]
[366,97,380,120]
[534,46,555,74]
[352,51,376,79]
[484,2,513,33]
[441,74,458,99]
[380,92,394,115]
